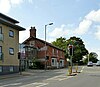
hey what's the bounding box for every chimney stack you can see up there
[30,27,36,37]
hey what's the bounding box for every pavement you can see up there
[0,69,47,80]
[0,67,82,80]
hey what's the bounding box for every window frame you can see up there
[9,66,14,72]
[9,48,14,55]
[51,58,57,66]
[0,46,2,60]
[9,30,14,37]
[0,26,2,34]
[0,66,2,72]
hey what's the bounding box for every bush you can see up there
[29,61,44,69]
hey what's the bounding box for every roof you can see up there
[0,13,25,31]
[0,13,19,23]
[22,36,64,51]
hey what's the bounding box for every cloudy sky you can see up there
[0,0,100,59]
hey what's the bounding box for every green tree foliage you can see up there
[66,36,88,63]
[84,52,98,64]
[52,37,68,58]
[52,36,88,64]
[52,37,67,51]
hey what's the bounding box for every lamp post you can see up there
[44,23,53,70]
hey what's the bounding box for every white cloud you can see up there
[10,0,24,5]
[0,0,32,14]
[28,0,33,3]
[95,26,100,40]
[19,27,30,43]
[0,0,11,14]
[49,9,100,40]
[49,24,68,38]
[85,9,100,22]
[74,19,92,35]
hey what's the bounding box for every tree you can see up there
[66,36,88,63]
[52,37,68,58]
[52,36,88,64]
[84,52,98,64]
[52,37,67,52]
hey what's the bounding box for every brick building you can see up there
[23,27,67,69]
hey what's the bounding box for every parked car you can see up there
[87,61,93,67]
[96,61,100,66]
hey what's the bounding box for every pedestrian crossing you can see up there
[0,74,74,87]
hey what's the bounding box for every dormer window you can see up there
[30,41,35,46]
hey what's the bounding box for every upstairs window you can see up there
[0,26,3,41]
[0,46,3,60]
[0,26,2,34]
[52,49,54,55]
[9,48,14,55]
[9,30,14,37]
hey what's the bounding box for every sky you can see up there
[0,0,100,59]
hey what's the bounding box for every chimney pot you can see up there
[30,26,36,37]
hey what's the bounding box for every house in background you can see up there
[23,27,67,69]
[0,13,25,75]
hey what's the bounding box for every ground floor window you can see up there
[9,66,14,72]
[59,59,64,67]
[0,66,2,72]
[51,58,57,66]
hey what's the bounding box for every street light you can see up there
[44,23,53,70]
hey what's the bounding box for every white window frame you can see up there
[52,49,54,55]
[59,59,64,67]
[57,50,58,56]
[51,58,57,66]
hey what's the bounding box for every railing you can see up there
[0,34,3,41]
[0,52,3,60]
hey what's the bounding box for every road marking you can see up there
[0,83,22,87]
[20,82,48,87]
[46,74,74,81]
[35,83,48,87]
[80,66,84,72]
[59,76,72,81]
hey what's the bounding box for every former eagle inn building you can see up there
[0,13,67,75]
[22,27,67,69]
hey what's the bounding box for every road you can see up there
[0,66,100,87]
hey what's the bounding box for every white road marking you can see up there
[80,66,84,72]
[0,83,22,87]
[46,74,74,81]
[59,76,73,81]
[20,82,48,87]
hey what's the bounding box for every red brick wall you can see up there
[24,38,67,68]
